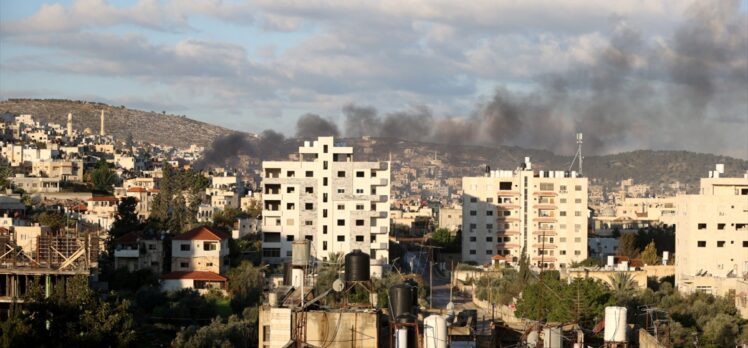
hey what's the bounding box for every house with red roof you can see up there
[161,271,227,293]
[170,226,229,275]
[81,196,118,229]
[113,231,164,275]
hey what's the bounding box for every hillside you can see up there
[2,99,746,192]
[0,99,233,148]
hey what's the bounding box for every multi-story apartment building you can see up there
[462,157,588,269]
[261,136,391,264]
[675,165,748,296]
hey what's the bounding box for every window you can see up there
[323,209,328,218]
[323,145,328,153]
[575,185,582,191]
[356,219,365,226]
[698,223,706,230]
[305,203,314,210]
[204,242,217,251]
[263,248,281,257]
[560,198,567,204]
[486,198,493,203]
[287,203,295,210]
[560,250,566,255]
[560,185,567,192]
[286,235,294,242]
[337,171,346,177]
[743,241,748,247]
[574,237,581,243]
[286,219,295,226]
[575,198,582,203]
[287,171,295,177]
[305,235,313,241]
[499,182,512,190]
[287,186,295,193]
[470,210,477,216]
[323,161,328,169]
[356,188,364,194]
[486,210,494,216]
[263,326,271,341]
[305,171,313,177]
[486,224,493,230]
[356,204,364,210]
[486,250,492,255]
[560,211,567,217]
[356,171,365,177]
[305,186,314,193]
[337,219,345,226]
[337,188,345,193]
[305,220,313,226]
[539,183,554,191]
[470,197,477,203]
[469,250,476,255]
[355,236,364,242]
[180,244,190,251]
[469,237,476,242]
[575,211,581,217]
[486,237,493,242]
[180,262,189,268]
[717,241,725,247]
[574,250,581,255]
[206,262,213,267]
[337,236,345,242]
[323,193,328,202]
[323,177,328,186]
[337,204,345,210]
[323,225,328,234]
[718,223,725,230]
[697,241,706,247]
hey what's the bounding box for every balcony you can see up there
[497,191,520,196]
[372,242,389,250]
[375,195,388,203]
[533,191,557,197]
[496,242,520,249]
[532,256,557,262]
[497,230,521,236]
[532,204,557,209]
[497,216,520,223]
[533,216,557,223]
[497,203,520,209]
[533,229,557,236]
[376,211,387,218]
[374,178,389,186]
[371,226,388,234]
[114,249,139,258]
[532,244,557,249]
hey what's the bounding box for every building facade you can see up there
[261,136,391,264]
[675,166,748,296]
[462,157,588,269]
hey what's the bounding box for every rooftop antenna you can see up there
[569,133,583,176]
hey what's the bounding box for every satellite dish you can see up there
[332,278,345,292]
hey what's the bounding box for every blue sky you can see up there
[1,0,746,157]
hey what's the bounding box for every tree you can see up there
[91,160,116,192]
[110,197,142,240]
[226,261,264,312]
[617,233,639,258]
[640,241,659,265]
[33,211,68,232]
[171,310,259,348]
[0,165,12,190]
[608,272,637,299]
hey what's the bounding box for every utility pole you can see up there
[430,260,433,308]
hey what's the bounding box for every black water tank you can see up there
[389,284,414,319]
[404,279,419,313]
[344,249,370,282]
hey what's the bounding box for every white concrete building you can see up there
[462,157,588,269]
[675,165,748,296]
[261,136,391,264]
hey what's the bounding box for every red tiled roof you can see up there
[148,188,160,193]
[70,204,87,211]
[88,196,118,202]
[127,187,147,193]
[161,271,227,281]
[173,226,228,241]
[492,255,506,261]
[115,231,140,245]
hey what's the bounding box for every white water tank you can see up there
[543,327,562,348]
[604,306,628,342]
[527,330,539,346]
[291,268,304,288]
[424,315,447,348]
[662,251,670,264]
[292,240,310,266]
[370,259,384,279]
[396,328,408,348]
[268,292,278,307]
[607,256,615,268]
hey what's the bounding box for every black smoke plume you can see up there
[295,113,340,138]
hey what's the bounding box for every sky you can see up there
[1,0,746,158]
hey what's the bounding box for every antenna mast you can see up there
[569,133,583,176]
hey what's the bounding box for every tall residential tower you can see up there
[462,157,588,269]
[261,137,391,264]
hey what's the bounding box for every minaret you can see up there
[99,109,105,136]
[67,112,73,137]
